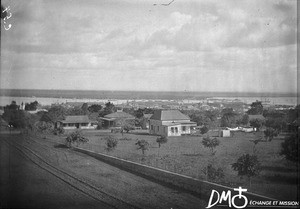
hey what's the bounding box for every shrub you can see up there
[264,127,278,141]
[105,136,118,151]
[53,126,65,135]
[202,136,220,155]
[280,132,299,162]
[156,135,168,148]
[232,154,261,186]
[200,126,209,134]
[65,130,89,147]
[135,139,149,155]
[34,121,54,134]
[202,164,225,182]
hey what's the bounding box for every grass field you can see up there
[58,130,298,201]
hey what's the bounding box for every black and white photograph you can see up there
[0,0,299,208]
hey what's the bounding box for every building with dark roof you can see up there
[100,110,135,128]
[149,110,196,137]
[57,115,97,130]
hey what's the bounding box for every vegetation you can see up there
[53,126,65,135]
[202,164,225,183]
[99,102,116,117]
[200,126,209,134]
[105,136,118,151]
[34,121,54,134]
[247,101,264,115]
[280,131,299,162]
[25,101,39,111]
[156,135,168,148]
[202,136,220,155]
[220,108,238,127]
[232,154,261,187]
[135,139,149,155]
[264,128,278,141]
[122,121,135,133]
[249,118,264,131]
[65,130,89,147]
[88,104,102,113]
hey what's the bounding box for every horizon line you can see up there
[0,88,297,96]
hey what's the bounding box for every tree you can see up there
[264,128,278,141]
[232,154,261,187]
[34,121,54,134]
[67,106,84,115]
[3,109,29,129]
[264,110,287,133]
[202,136,220,155]
[65,130,89,147]
[241,114,249,126]
[280,131,299,162]
[221,108,238,127]
[88,104,102,113]
[249,118,264,131]
[156,135,168,148]
[105,136,118,151]
[200,126,209,134]
[5,101,19,110]
[135,139,149,155]
[81,103,89,115]
[202,164,225,183]
[99,102,116,117]
[119,119,135,133]
[25,101,39,111]
[47,105,67,122]
[247,101,263,115]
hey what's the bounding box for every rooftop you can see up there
[150,110,190,121]
[104,111,135,119]
[61,115,91,123]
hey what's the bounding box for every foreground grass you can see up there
[56,130,298,201]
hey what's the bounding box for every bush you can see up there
[65,130,89,147]
[34,121,54,134]
[156,135,168,148]
[200,126,209,134]
[202,164,225,182]
[264,127,278,141]
[105,136,118,151]
[135,139,149,155]
[53,126,65,135]
[202,136,220,155]
[280,132,299,162]
[232,154,261,186]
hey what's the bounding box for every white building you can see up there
[149,110,196,137]
[56,115,97,130]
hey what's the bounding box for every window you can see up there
[171,127,174,133]
[175,127,178,133]
[182,126,186,131]
[151,125,153,130]
[157,126,159,132]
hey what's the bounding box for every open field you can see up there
[1,132,209,209]
[62,130,299,201]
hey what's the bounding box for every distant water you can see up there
[0,89,298,106]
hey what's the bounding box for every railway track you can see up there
[2,136,141,209]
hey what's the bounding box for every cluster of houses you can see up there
[1,100,272,137]
[55,109,198,137]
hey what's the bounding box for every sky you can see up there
[0,0,298,93]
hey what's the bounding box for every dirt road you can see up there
[0,134,208,209]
